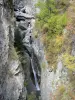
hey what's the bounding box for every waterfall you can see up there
[24,18,40,92]
[30,58,40,91]
[24,15,40,93]
[14,1,41,99]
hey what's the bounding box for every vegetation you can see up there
[36,0,75,100]
[7,0,13,9]
[9,46,18,60]
[36,0,68,68]
[62,53,75,71]
[41,62,46,69]
[27,92,36,100]
[3,0,13,13]
[33,31,38,38]
[54,84,75,100]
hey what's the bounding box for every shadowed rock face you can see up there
[14,0,42,99]
[0,1,11,99]
[0,0,41,100]
[0,1,25,100]
[14,0,37,15]
[14,14,41,100]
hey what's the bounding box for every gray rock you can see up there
[18,21,28,30]
[0,1,26,100]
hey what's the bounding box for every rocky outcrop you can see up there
[11,0,41,100]
[0,0,42,99]
[14,12,41,100]
[0,0,26,100]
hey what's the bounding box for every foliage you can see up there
[36,0,57,24]
[27,92,36,100]
[9,46,18,60]
[36,0,75,100]
[7,0,13,9]
[56,85,65,98]
[54,83,75,100]
[41,62,46,69]
[47,13,67,37]
[24,82,28,87]
[62,53,75,71]
[33,31,38,38]
[4,0,13,13]
[42,34,64,69]
[35,0,68,69]
[56,0,69,9]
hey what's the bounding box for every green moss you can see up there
[24,82,28,87]
[41,62,46,69]
[7,0,13,8]
[62,53,75,71]
[9,46,18,60]
[35,0,68,70]
[33,31,38,38]
[42,34,64,69]
[8,70,13,77]
[55,82,75,100]
[27,92,36,100]
[56,0,69,9]
[4,0,13,13]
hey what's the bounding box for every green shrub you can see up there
[62,53,75,71]
[47,13,67,37]
[27,93,36,100]
[41,62,46,69]
[33,31,38,38]
[35,0,68,70]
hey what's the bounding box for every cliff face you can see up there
[14,0,41,99]
[0,0,41,100]
[0,0,25,100]
[41,1,75,100]
[1,0,75,100]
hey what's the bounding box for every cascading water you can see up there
[30,58,40,91]
[24,21,40,92]
[14,4,41,99]
[22,19,40,92]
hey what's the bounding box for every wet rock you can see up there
[16,16,25,21]
[0,0,41,100]
[18,21,28,30]
[5,60,24,100]
[20,7,26,13]
[14,11,34,20]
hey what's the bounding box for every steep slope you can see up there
[36,0,75,100]
[0,0,26,100]
[0,0,41,100]
[0,0,75,100]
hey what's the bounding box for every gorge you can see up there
[0,0,75,100]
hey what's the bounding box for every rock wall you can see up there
[0,0,25,100]
[14,4,41,100]
[0,0,42,100]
